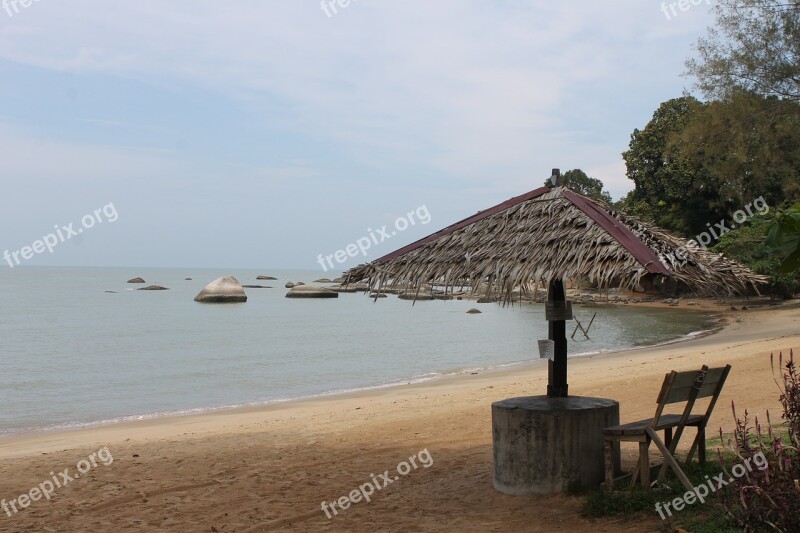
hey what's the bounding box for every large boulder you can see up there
[194,276,247,303]
[285,284,338,299]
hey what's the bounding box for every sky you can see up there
[0,1,716,271]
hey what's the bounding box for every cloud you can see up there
[0,1,715,266]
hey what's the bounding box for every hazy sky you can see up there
[0,1,715,271]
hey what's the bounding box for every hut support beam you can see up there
[547,279,569,398]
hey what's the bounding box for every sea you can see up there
[0,267,719,438]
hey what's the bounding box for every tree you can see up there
[669,91,800,213]
[621,96,711,234]
[686,0,800,103]
[622,93,800,237]
[545,169,612,203]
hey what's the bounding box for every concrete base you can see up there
[492,395,620,495]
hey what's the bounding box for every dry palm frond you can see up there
[344,187,767,302]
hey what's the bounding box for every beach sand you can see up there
[1,303,798,532]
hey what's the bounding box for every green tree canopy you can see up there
[622,93,800,236]
[686,0,800,103]
[544,168,612,203]
[621,96,710,234]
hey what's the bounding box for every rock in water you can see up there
[138,285,170,291]
[127,277,145,283]
[285,282,296,288]
[194,276,248,303]
[466,308,482,314]
[329,284,357,293]
[257,275,277,280]
[285,285,338,299]
[398,292,435,301]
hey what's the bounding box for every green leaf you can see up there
[780,248,800,274]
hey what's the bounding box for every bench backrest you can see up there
[652,364,731,428]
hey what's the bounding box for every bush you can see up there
[711,217,800,299]
[717,350,800,532]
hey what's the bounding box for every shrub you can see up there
[717,350,800,532]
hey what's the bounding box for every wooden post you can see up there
[547,279,569,397]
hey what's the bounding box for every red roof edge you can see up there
[561,189,670,276]
[374,186,552,264]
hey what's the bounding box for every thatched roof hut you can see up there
[344,186,766,300]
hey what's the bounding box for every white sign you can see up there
[538,340,554,360]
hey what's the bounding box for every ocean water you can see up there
[0,267,717,437]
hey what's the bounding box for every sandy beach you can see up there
[1,302,798,533]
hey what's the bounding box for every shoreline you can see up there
[0,300,789,460]
[0,304,726,445]
[1,303,798,531]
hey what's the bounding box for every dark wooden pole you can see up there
[545,168,568,397]
[547,279,569,397]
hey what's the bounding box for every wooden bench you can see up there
[602,364,731,491]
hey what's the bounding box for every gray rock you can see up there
[257,275,278,280]
[398,292,435,301]
[467,308,482,314]
[194,276,247,303]
[127,277,145,284]
[329,285,357,293]
[138,285,169,291]
[285,284,338,299]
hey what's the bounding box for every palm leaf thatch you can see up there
[344,186,767,301]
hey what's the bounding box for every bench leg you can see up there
[647,427,694,492]
[630,461,640,489]
[698,426,706,463]
[639,441,650,491]
[685,425,706,464]
[664,427,673,449]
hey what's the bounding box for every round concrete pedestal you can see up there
[492,395,620,495]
